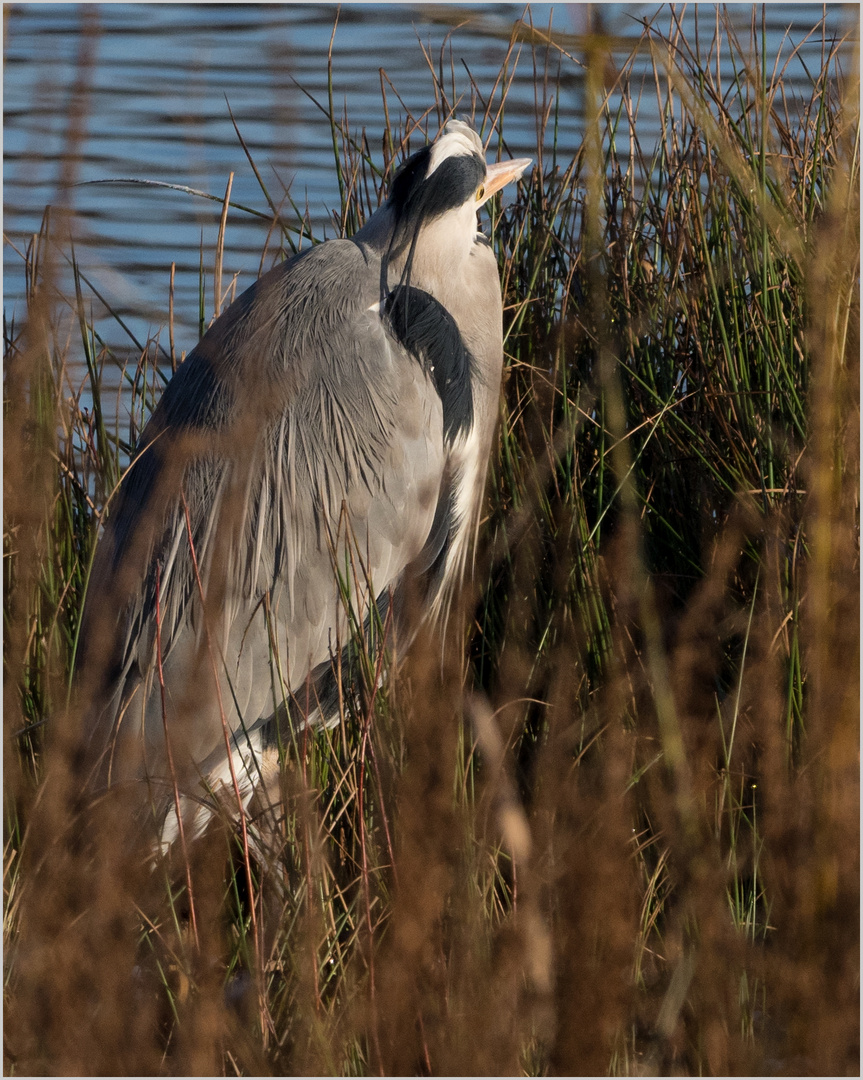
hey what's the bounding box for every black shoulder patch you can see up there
[382,285,474,444]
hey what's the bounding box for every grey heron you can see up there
[79,119,531,846]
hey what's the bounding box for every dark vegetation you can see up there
[4,9,859,1075]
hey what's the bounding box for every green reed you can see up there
[3,8,858,1076]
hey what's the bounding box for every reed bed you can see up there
[4,10,859,1076]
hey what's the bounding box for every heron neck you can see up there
[353,204,476,304]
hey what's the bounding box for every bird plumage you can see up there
[79,119,530,843]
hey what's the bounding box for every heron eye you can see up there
[475,184,486,202]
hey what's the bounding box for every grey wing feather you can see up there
[81,239,447,796]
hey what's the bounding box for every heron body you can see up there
[80,120,530,843]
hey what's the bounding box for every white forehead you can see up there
[426,119,485,178]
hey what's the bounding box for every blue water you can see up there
[3,3,855,381]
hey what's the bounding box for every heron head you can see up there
[384,119,531,275]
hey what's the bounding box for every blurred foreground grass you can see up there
[3,10,859,1076]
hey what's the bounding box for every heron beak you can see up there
[479,157,533,205]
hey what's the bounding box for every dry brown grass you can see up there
[4,10,859,1076]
